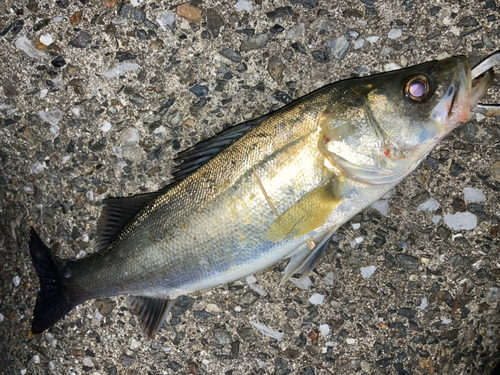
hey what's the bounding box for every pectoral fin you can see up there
[266,179,341,242]
[126,296,173,339]
[280,228,336,285]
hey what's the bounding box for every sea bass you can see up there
[29,53,500,338]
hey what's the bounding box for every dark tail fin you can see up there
[28,228,75,334]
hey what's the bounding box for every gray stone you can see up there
[240,33,271,51]
[206,8,224,37]
[268,56,285,83]
[214,328,232,345]
[120,4,145,21]
[289,0,319,8]
[190,84,209,97]
[69,31,90,48]
[220,48,242,62]
[457,16,479,27]
[326,35,350,61]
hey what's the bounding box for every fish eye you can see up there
[404,75,431,102]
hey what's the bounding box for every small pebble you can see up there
[130,339,141,350]
[371,200,388,216]
[289,276,311,289]
[31,161,45,174]
[101,121,112,132]
[353,39,364,49]
[13,275,20,287]
[366,36,380,43]
[409,274,418,281]
[32,355,40,364]
[235,0,253,12]
[103,63,140,78]
[323,271,334,286]
[308,293,325,305]
[346,338,356,344]
[82,357,94,367]
[234,306,242,312]
[39,34,53,45]
[417,198,440,212]
[0,313,3,323]
[286,23,305,39]
[432,215,442,224]
[463,187,486,203]
[419,298,428,310]
[206,303,221,314]
[388,28,402,39]
[121,127,140,143]
[352,223,360,230]
[360,265,376,279]
[15,37,47,58]
[250,322,283,340]
[320,324,330,336]
[444,212,477,230]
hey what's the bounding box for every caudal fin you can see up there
[29,228,74,334]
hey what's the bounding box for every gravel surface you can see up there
[1,1,500,374]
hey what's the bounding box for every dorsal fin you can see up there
[126,296,173,339]
[96,191,164,251]
[171,114,270,182]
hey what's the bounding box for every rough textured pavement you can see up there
[1,0,500,374]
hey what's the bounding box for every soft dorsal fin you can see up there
[171,115,270,182]
[96,191,165,251]
[126,296,173,339]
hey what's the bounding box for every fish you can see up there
[28,52,500,339]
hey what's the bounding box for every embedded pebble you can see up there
[234,306,242,312]
[388,28,402,39]
[346,338,356,345]
[384,63,401,71]
[286,23,305,39]
[432,215,442,224]
[38,109,64,129]
[441,317,452,325]
[320,324,330,336]
[13,275,20,287]
[352,223,360,230]
[308,293,325,305]
[371,200,388,216]
[32,355,39,364]
[326,35,350,61]
[130,339,141,350]
[15,37,47,58]
[0,313,3,323]
[82,357,94,367]
[360,266,377,279]
[444,212,477,230]
[103,63,140,78]
[240,33,271,51]
[246,275,257,284]
[121,127,140,143]
[39,34,53,45]
[249,283,267,296]
[353,39,364,49]
[417,198,440,212]
[31,161,45,174]
[113,146,123,158]
[250,322,283,340]
[323,271,334,285]
[289,276,312,289]
[463,187,486,203]
[157,14,176,31]
[366,36,380,43]
[176,3,202,24]
[206,303,221,314]
[101,121,112,132]
[235,0,254,12]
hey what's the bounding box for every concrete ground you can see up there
[1,0,500,374]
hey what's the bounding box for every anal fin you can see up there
[266,178,342,243]
[126,296,173,339]
[280,228,336,285]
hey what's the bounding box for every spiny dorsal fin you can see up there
[97,191,164,251]
[126,296,173,339]
[171,115,270,182]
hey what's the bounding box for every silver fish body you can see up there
[28,53,499,338]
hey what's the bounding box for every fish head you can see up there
[320,55,494,184]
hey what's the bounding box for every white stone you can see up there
[81,234,89,242]
[103,63,140,78]
[117,161,127,168]
[94,309,103,320]
[40,89,48,98]
[419,297,428,310]
[86,191,94,201]
[308,293,325,305]
[250,283,267,296]
[366,36,380,43]
[235,0,253,12]
[0,313,3,323]
[286,23,305,40]
[346,338,356,344]
[417,198,440,212]
[256,359,267,367]
[355,236,364,244]
[353,39,364,49]
[31,161,45,174]
[388,28,402,39]
[371,200,389,216]
[289,276,311,289]
[38,109,64,126]
[113,146,123,158]
[246,275,257,284]
[206,303,221,313]
[352,223,360,230]
[62,155,71,164]
[463,187,486,203]
[130,339,141,350]
[360,265,376,279]
[20,369,26,375]
[250,322,283,340]
[53,16,63,23]
[384,63,401,72]
[444,212,477,230]
[432,215,442,224]
[234,306,242,312]
[320,324,330,337]
[48,361,56,370]
[325,341,335,347]
[15,37,48,59]
[475,113,486,122]
[39,34,53,46]
[82,357,94,367]
[32,355,40,364]
[323,271,334,286]
[121,127,140,143]
[440,317,452,325]
[130,0,144,6]
[13,275,20,287]
[71,107,80,116]
[101,121,112,132]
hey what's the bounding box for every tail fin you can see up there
[28,228,75,334]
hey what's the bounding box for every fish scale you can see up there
[28,53,500,338]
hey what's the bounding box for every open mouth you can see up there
[470,52,500,117]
